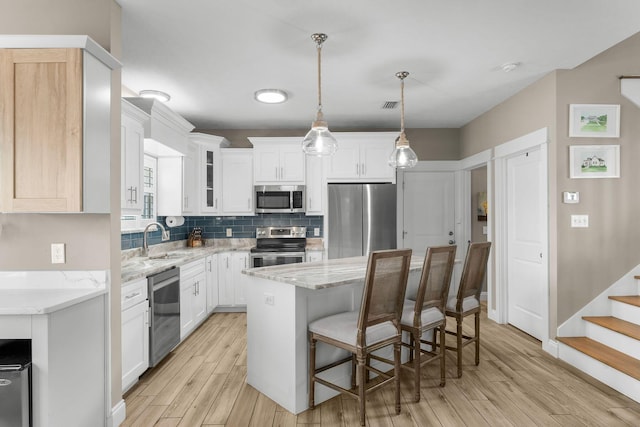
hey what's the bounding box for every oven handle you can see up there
[250,252,306,259]
[151,276,179,291]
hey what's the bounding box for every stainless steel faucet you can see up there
[142,222,170,257]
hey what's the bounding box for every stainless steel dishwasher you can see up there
[148,267,180,367]
[0,340,31,427]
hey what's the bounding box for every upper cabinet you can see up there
[188,133,230,215]
[0,36,120,213]
[121,100,149,215]
[305,155,326,215]
[326,132,397,183]
[221,148,254,215]
[249,137,305,184]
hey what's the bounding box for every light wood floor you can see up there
[122,308,640,426]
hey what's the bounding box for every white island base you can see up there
[244,256,422,414]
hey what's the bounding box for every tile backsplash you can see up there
[121,214,323,250]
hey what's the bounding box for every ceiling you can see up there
[118,0,640,131]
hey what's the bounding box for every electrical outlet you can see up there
[264,293,275,305]
[571,214,589,228]
[226,228,233,237]
[51,243,65,264]
[314,227,320,237]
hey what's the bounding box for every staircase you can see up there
[557,279,640,403]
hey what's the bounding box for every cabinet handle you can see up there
[356,163,359,176]
[124,291,140,300]
[208,260,212,271]
[361,163,365,176]
[184,196,188,208]
[226,257,229,268]
[275,166,278,179]
[193,283,197,296]
[248,199,250,209]
[133,187,138,203]
[281,167,284,179]
[215,198,218,209]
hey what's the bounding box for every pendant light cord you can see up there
[400,77,405,133]
[316,40,323,115]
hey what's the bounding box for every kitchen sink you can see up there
[148,252,184,260]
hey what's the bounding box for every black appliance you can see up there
[0,339,31,427]
[147,267,181,367]
[250,226,307,267]
[255,185,305,213]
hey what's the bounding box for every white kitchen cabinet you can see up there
[221,149,254,215]
[180,259,207,339]
[206,253,219,313]
[326,132,397,183]
[305,154,326,215]
[121,277,149,393]
[181,141,199,214]
[249,137,305,184]
[306,250,324,263]
[121,100,148,215]
[189,133,230,215]
[218,251,249,308]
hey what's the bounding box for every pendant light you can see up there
[302,33,338,156]
[388,71,418,169]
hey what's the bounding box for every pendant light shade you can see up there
[302,33,338,156]
[388,71,418,169]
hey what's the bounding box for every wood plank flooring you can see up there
[123,308,640,426]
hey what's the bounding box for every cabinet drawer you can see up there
[122,278,148,311]
[180,258,206,280]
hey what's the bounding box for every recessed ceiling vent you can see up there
[382,101,399,109]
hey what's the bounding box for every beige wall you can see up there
[197,127,460,160]
[0,0,124,410]
[461,30,640,334]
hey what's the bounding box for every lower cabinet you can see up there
[218,251,249,308]
[306,250,324,263]
[121,278,149,393]
[206,254,219,313]
[180,259,207,340]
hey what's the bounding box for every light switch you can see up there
[314,227,320,237]
[51,243,66,264]
[563,191,579,204]
[571,215,589,228]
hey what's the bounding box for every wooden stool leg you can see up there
[395,341,402,414]
[413,332,420,402]
[357,355,366,426]
[309,338,316,409]
[439,326,446,387]
[475,311,480,366]
[456,318,463,378]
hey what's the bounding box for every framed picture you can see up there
[569,104,620,138]
[477,192,487,221]
[569,145,620,179]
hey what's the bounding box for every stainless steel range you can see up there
[250,226,307,268]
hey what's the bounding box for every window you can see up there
[121,155,157,232]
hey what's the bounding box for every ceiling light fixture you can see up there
[255,89,288,104]
[139,89,171,102]
[388,71,418,169]
[501,62,520,73]
[302,33,338,156]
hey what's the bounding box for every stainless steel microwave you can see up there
[255,185,305,213]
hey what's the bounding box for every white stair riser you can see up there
[584,322,640,359]
[558,343,640,404]
[611,301,640,324]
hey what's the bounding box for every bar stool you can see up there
[444,242,491,378]
[308,248,412,427]
[400,245,456,401]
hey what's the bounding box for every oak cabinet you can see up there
[0,40,119,213]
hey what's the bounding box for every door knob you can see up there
[449,231,454,236]
[449,240,456,245]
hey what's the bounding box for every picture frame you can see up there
[569,104,620,138]
[569,145,620,179]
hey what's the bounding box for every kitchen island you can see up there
[242,255,423,414]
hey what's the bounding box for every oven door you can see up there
[251,252,305,268]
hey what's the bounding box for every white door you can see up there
[401,171,456,256]
[507,149,545,340]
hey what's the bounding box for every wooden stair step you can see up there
[583,316,640,341]
[608,295,640,307]
[557,336,640,381]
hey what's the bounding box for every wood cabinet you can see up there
[121,278,149,393]
[121,100,148,215]
[205,254,219,313]
[221,149,254,215]
[326,132,397,183]
[180,259,207,339]
[250,137,305,184]
[0,42,118,213]
[218,251,249,308]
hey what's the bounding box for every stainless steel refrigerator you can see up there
[328,183,397,259]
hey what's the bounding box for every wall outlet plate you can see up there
[226,228,233,237]
[571,214,589,228]
[314,227,320,237]
[51,243,65,264]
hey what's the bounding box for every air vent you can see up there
[382,101,399,109]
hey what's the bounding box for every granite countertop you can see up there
[0,271,107,315]
[243,255,424,290]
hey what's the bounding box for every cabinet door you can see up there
[279,145,305,183]
[361,141,395,180]
[121,302,149,392]
[192,271,207,326]
[218,253,234,305]
[180,280,195,339]
[253,146,280,183]
[305,251,324,263]
[221,150,254,215]
[1,48,83,212]
[200,144,221,214]
[157,157,183,216]
[305,155,324,215]
[182,143,199,214]
[206,254,219,312]
[326,140,360,180]
[121,115,144,214]
[232,252,249,306]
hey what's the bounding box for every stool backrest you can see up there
[413,245,457,319]
[454,242,492,311]
[357,249,412,341]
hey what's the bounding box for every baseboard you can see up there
[544,338,558,357]
[109,399,126,427]
[480,291,487,301]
